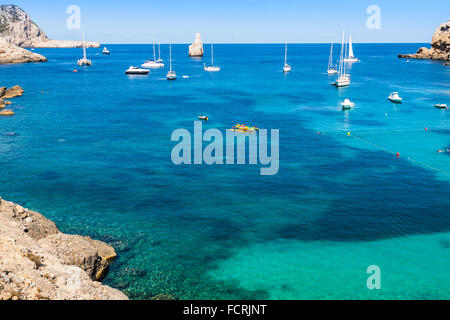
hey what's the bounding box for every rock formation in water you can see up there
[189,33,204,57]
[0,5,100,48]
[0,197,128,300]
[0,39,47,63]
[399,19,450,61]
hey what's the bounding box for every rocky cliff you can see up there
[0,197,128,300]
[399,19,450,61]
[0,5,99,48]
[0,38,46,63]
[189,33,204,57]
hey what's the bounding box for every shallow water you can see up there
[0,43,449,299]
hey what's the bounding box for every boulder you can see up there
[189,33,204,57]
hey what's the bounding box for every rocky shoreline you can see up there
[399,20,450,62]
[0,197,128,300]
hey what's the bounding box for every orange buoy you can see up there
[425,128,428,131]
[73,70,78,73]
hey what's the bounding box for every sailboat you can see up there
[344,35,359,63]
[142,39,164,68]
[204,44,221,72]
[283,42,292,73]
[157,42,163,63]
[333,32,351,87]
[327,42,337,75]
[77,31,92,66]
[167,42,177,80]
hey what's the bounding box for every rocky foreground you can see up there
[0,197,128,300]
[399,19,450,61]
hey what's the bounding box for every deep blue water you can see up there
[1,43,450,299]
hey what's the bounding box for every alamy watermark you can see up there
[366,5,381,30]
[171,122,279,176]
[367,265,381,290]
[66,5,81,30]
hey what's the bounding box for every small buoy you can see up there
[396,152,400,158]
[347,132,351,136]
[425,127,428,131]
[73,70,78,73]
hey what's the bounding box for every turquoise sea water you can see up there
[0,44,449,299]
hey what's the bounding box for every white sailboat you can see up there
[167,42,177,80]
[344,34,359,63]
[204,44,221,72]
[283,42,292,73]
[334,32,350,87]
[327,42,337,75]
[77,31,92,66]
[142,39,164,68]
[157,42,163,63]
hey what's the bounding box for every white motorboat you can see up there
[434,103,447,109]
[388,92,403,103]
[77,31,92,66]
[125,66,150,75]
[167,42,177,80]
[102,47,110,55]
[198,115,209,121]
[142,40,164,68]
[343,35,359,63]
[333,32,350,87]
[340,98,355,110]
[327,42,338,75]
[204,44,221,72]
[283,42,292,73]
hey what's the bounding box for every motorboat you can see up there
[102,47,110,55]
[198,115,209,121]
[125,66,150,75]
[340,98,355,110]
[434,103,447,109]
[388,92,403,103]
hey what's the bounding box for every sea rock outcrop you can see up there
[0,5,99,48]
[0,197,128,300]
[399,19,450,61]
[1,85,24,99]
[189,33,204,57]
[0,39,47,64]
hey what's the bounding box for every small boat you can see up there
[340,98,355,110]
[0,109,15,116]
[77,31,92,66]
[102,47,110,55]
[434,103,448,109]
[125,66,150,75]
[229,124,259,133]
[142,39,164,68]
[388,92,403,103]
[283,42,292,73]
[198,115,209,121]
[167,42,177,80]
[327,42,338,75]
[204,44,221,72]
[343,35,359,63]
[156,42,163,63]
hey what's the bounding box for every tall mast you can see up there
[339,31,344,76]
[153,38,156,61]
[343,35,348,75]
[82,30,87,59]
[169,42,172,72]
[211,44,214,66]
[285,42,288,66]
[158,42,161,60]
[328,42,333,69]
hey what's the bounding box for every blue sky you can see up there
[12,0,450,43]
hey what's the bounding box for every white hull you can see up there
[141,61,164,68]
[388,98,402,103]
[334,75,351,87]
[327,68,338,75]
[283,64,292,73]
[435,104,447,109]
[344,58,359,63]
[204,66,221,72]
[77,58,92,66]
[388,92,403,103]
[167,71,177,80]
[125,67,149,75]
